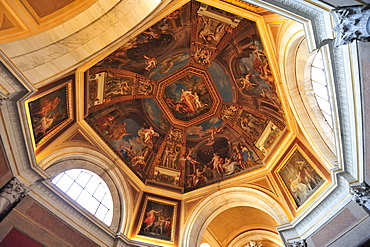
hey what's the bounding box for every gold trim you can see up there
[221,0,264,12]
[25,80,73,149]
[135,196,178,245]
[275,144,327,210]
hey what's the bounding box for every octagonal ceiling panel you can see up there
[158,66,220,126]
[85,0,286,192]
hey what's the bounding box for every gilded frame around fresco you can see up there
[276,145,326,208]
[135,195,177,244]
[26,80,73,149]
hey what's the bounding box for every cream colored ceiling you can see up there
[0,0,97,43]
[207,206,278,246]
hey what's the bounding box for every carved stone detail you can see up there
[0,178,29,214]
[352,182,370,213]
[246,239,263,247]
[332,6,370,46]
[285,239,307,247]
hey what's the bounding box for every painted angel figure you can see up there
[238,72,257,90]
[143,55,157,71]
[139,126,159,148]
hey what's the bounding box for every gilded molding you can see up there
[221,0,264,12]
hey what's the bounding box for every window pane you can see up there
[85,178,99,194]
[323,112,333,127]
[76,190,98,213]
[76,171,92,188]
[52,173,64,184]
[52,169,113,225]
[66,183,83,200]
[104,211,113,226]
[95,204,109,221]
[316,97,331,114]
[54,174,74,193]
[312,82,329,100]
[65,169,82,180]
[311,67,326,84]
[311,50,333,130]
[101,194,113,209]
[312,53,323,67]
[93,184,106,201]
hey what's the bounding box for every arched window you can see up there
[282,31,336,165]
[52,169,113,225]
[311,50,333,128]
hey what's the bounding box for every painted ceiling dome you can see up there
[85,1,285,192]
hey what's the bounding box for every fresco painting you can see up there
[159,144,181,170]
[164,74,213,121]
[93,111,161,176]
[186,117,223,139]
[184,137,261,189]
[104,74,134,99]
[93,4,187,75]
[149,53,190,81]
[208,61,233,102]
[85,1,286,191]
[278,149,324,207]
[138,198,176,242]
[239,110,267,142]
[28,84,71,145]
[255,121,282,154]
[144,98,171,132]
[153,167,181,186]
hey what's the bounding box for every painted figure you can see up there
[143,208,162,232]
[144,55,157,71]
[33,96,61,116]
[208,153,224,175]
[238,72,257,90]
[108,122,131,140]
[289,175,309,204]
[180,89,197,112]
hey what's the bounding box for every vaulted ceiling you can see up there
[84,0,286,192]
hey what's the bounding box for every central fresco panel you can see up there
[85,0,286,192]
[163,73,213,121]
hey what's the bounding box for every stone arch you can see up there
[278,21,337,167]
[228,229,284,247]
[182,187,289,247]
[39,146,133,235]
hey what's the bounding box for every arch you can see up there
[278,21,337,168]
[40,146,133,235]
[52,168,114,225]
[228,229,284,247]
[182,187,289,247]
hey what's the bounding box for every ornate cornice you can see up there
[221,0,264,12]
